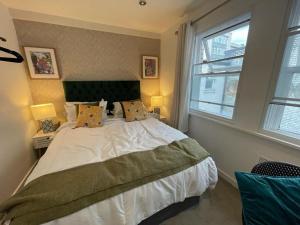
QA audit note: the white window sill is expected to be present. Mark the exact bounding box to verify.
[189,109,235,123]
[189,111,300,151]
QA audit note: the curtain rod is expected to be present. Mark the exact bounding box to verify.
[190,0,231,26]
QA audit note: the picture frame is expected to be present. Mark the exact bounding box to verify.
[24,47,60,79]
[142,56,159,79]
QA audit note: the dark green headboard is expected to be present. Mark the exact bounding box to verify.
[63,80,140,113]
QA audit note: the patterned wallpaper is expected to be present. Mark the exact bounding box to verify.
[14,20,160,120]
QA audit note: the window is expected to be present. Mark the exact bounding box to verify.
[190,17,250,119]
[264,0,300,140]
[205,78,215,90]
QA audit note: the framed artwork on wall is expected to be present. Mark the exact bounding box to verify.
[142,56,159,79]
[24,47,60,79]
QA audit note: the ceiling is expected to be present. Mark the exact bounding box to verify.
[0,0,206,34]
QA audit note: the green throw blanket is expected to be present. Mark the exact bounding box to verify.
[0,138,210,225]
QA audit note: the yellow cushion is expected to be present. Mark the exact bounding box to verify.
[76,104,103,128]
[122,100,147,122]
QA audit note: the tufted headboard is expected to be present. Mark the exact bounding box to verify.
[63,81,140,113]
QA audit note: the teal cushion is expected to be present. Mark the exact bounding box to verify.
[235,172,300,225]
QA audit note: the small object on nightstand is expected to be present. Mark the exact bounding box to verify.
[151,96,163,115]
[32,131,55,158]
[31,103,58,133]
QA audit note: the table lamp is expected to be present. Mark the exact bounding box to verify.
[151,96,163,115]
[31,103,57,133]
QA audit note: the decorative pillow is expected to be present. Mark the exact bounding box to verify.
[235,172,300,225]
[65,102,99,122]
[112,102,124,118]
[76,104,103,128]
[121,100,147,122]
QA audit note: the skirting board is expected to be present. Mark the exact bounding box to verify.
[218,168,238,189]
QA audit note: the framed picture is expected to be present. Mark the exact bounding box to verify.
[142,56,159,79]
[24,47,60,79]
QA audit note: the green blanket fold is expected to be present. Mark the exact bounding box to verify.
[0,138,210,225]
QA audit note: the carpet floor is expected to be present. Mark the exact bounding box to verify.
[161,178,243,225]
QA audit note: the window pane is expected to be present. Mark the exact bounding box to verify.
[290,0,300,28]
[224,75,239,105]
[275,34,300,99]
[284,34,300,68]
[204,23,250,61]
[191,76,224,104]
[275,73,300,99]
[191,75,239,106]
[291,73,300,98]
[280,105,300,135]
[194,58,243,74]
[265,104,300,138]
[190,100,234,118]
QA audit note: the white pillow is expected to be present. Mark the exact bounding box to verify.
[64,101,100,122]
[112,102,124,118]
[64,103,77,122]
[99,99,108,120]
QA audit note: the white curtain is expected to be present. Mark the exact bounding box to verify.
[170,22,195,133]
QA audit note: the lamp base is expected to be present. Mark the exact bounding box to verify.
[40,119,57,133]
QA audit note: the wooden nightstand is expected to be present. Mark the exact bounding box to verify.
[32,131,55,158]
[149,113,167,124]
[159,115,167,123]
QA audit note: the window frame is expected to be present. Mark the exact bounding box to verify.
[261,0,300,145]
[189,16,251,121]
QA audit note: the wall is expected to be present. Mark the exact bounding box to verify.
[160,0,300,186]
[14,20,161,120]
[160,24,179,120]
[0,3,36,202]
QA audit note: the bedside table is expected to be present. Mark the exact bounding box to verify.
[32,131,55,158]
[148,113,167,123]
[159,115,167,123]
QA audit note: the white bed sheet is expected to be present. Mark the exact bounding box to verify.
[25,118,218,225]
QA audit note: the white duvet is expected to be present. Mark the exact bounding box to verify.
[25,118,218,225]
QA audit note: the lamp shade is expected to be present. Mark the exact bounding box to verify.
[151,96,163,107]
[31,103,56,120]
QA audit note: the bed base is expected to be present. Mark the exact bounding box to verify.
[138,196,200,225]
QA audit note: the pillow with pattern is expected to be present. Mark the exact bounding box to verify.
[121,100,147,122]
[76,104,103,128]
[65,102,98,122]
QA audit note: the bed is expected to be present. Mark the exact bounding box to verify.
[8,81,218,225]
